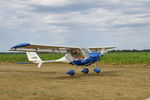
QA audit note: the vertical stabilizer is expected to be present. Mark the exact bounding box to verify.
[26,52,42,62]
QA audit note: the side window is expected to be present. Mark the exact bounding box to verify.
[70,49,84,60]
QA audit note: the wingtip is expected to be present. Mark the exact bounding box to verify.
[11,43,31,49]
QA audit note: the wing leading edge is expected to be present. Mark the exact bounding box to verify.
[9,43,116,52]
[9,43,79,52]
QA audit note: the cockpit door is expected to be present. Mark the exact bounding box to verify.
[80,48,91,59]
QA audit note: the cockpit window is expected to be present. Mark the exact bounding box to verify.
[70,49,84,60]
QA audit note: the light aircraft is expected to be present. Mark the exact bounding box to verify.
[9,43,115,76]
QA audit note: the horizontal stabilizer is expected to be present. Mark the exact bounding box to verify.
[17,62,34,64]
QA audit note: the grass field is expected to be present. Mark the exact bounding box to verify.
[101,52,150,64]
[0,52,150,64]
[0,53,64,63]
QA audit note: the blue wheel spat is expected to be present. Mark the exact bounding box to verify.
[93,68,101,73]
[81,68,89,74]
[66,69,75,76]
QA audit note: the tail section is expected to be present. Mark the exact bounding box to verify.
[26,52,42,62]
[26,52,43,68]
[18,52,69,68]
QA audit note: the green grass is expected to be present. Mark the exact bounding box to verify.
[0,52,150,64]
[0,54,27,63]
[0,53,64,63]
[100,52,150,64]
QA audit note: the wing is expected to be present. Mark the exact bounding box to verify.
[89,46,116,51]
[9,43,79,52]
[9,43,115,53]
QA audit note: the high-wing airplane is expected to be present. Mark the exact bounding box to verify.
[9,43,115,76]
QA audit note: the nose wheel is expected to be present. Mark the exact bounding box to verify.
[93,68,101,73]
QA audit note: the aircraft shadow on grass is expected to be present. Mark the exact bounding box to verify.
[0,69,122,80]
[54,70,120,80]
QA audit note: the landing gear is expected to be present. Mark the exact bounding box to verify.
[81,68,89,74]
[66,69,75,76]
[66,67,100,76]
[93,68,101,73]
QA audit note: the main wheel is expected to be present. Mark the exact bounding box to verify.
[81,68,89,74]
[93,68,101,73]
[66,69,75,76]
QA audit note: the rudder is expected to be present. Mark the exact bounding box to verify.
[26,52,42,62]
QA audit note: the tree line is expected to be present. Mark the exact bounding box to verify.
[109,49,150,52]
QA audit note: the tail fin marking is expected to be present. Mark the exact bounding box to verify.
[26,52,42,62]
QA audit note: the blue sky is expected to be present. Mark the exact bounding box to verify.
[0,0,150,51]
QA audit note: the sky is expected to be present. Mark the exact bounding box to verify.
[0,0,150,51]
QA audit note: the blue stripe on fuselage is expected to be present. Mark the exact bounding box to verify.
[70,51,100,66]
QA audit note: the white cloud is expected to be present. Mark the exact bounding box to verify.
[0,0,150,51]
[43,7,150,31]
[18,0,75,6]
